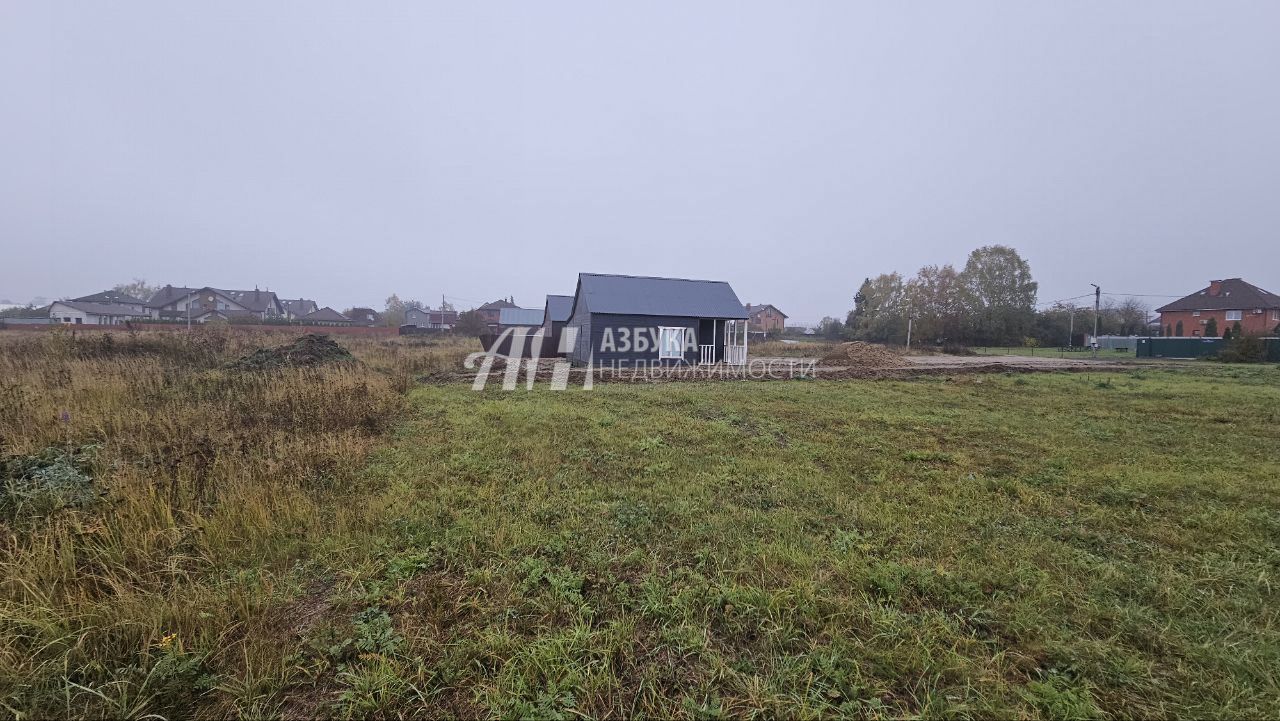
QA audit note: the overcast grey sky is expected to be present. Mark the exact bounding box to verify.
[2,2,1277,320]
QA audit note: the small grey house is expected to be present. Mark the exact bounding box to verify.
[404,307,458,329]
[542,294,574,356]
[565,273,750,367]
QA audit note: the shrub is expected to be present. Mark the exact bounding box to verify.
[1,445,98,524]
[1218,334,1265,363]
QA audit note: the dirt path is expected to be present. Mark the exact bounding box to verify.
[419,352,1174,385]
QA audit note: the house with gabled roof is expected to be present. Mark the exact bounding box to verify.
[476,298,519,327]
[71,291,153,315]
[1156,278,1280,337]
[300,307,352,326]
[745,303,788,335]
[404,307,458,329]
[280,298,319,320]
[146,285,284,322]
[565,273,750,366]
[49,300,153,325]
[344,307,383,327]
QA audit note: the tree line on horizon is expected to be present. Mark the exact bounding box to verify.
[814,245,1152,348]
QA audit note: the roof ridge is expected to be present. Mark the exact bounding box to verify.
[578,272,731,284]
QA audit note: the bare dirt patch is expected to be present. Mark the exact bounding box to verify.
[819,341,904,368]
[416,348,1158,385]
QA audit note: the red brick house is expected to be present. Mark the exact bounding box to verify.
[1156,278,1280,337]
[745,303,787,334]
[476,298,519,327]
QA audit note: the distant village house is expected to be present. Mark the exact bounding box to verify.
[404,307,459,330]
[1156,278,1280,337]
[745,303,787,335]
[476,298,519,328]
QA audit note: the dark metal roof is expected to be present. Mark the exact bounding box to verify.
[575,273,748,319]
[146,286,281,313]
[345,307,382,325]
[302,307,350,322]
[281,299,318,316]
[1156,278,1280,312]
[746,303,788,319]
[544,295,574,323]
[147,285,196,308]
[221,289,281,313]
[498,307,545,326]
[72,290,148,305]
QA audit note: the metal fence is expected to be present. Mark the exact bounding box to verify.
[1136,337,1280,360]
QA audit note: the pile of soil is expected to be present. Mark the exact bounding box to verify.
[229,334,355,371]
[819,342,903,369]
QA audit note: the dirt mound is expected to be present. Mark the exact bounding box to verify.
[229,334,355,371]
[819,342,903,369]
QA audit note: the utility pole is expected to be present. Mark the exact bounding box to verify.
[906,315,913,350]
[1090,284,1101,359]
[1068,304,1075,349]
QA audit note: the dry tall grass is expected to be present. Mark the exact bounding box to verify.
[0,326,476,718]
[748,339,836,358]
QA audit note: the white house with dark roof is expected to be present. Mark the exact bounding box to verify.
[71,291,153,315]
[49,301,153,325]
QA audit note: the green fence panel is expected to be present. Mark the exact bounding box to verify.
[1136,337,1280,360]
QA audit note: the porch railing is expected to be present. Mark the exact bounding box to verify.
[725,345,747,366]
[699,344,715,365]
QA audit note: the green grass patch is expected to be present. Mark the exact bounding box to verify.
[307,368,1280,718]
[4,354,1279,718]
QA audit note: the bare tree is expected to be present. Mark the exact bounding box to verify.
[113,279,161,301]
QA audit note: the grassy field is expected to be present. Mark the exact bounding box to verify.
[2,328,1278,718]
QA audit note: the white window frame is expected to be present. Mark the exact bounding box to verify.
[1225,310,1242,321]
[658,326,687,359]
[1272,310,1279,321]
[1192,311,1200,317]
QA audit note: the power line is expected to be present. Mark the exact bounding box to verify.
[1037,293,1093,307]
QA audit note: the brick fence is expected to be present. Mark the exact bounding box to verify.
[0,322,399,337]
